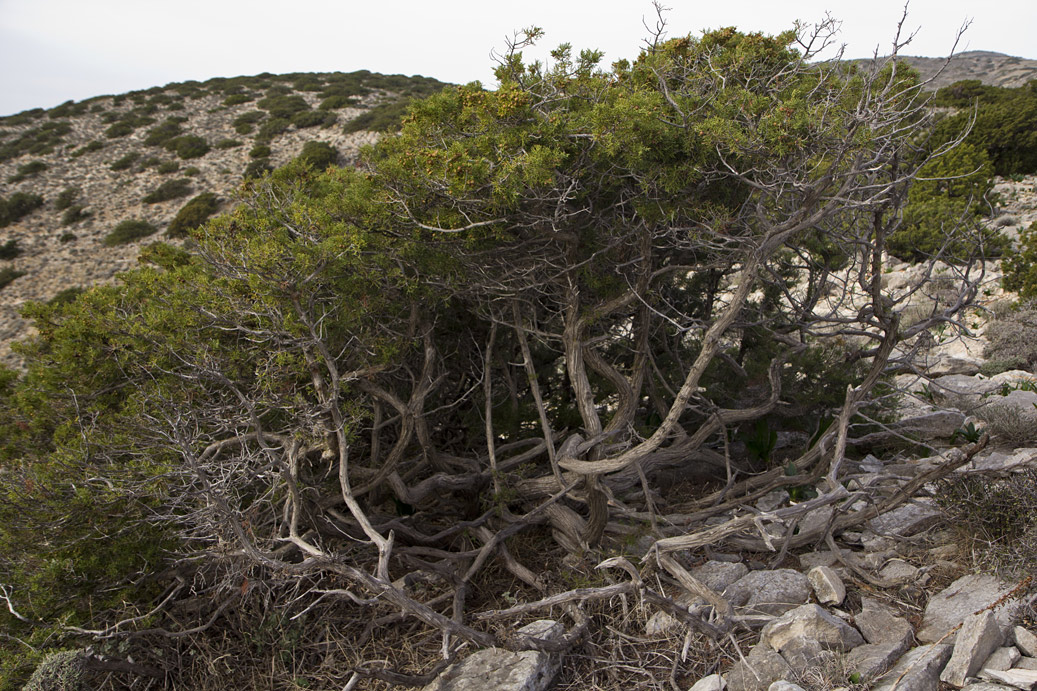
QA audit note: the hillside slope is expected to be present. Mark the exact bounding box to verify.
[898,50,1037,90]
[0,71,446,365]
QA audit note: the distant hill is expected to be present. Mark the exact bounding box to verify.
[0,71,448,366]
[898,51,1037,90]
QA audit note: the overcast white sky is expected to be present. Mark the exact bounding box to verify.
[2,0,1035,116]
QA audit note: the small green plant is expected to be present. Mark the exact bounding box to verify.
[233,110,265,134]
[103,219,157,246]
[257,94,309,119]
[296,141,338,169]
[70,140,103,157]
[950,421,983,443]
[223,93,254,106]
[156,160,180,174]
[215,138,243,149]
[143,118,185,146]
[249,143,272,159]
[7,159,48,182]
[60,205,89,226]
[0,192,44,227]
[0,239,22,260]
[182,166,201,176]
[291,110,336,128]
[255,117,290,142]
[109,152,140,171]
[244,158,274,179]
[168,192,220,238]
[163,135,210,159]
[53,187,79,211]
[142,178,192,204]
[0,266,26,291]
[59,231,76,243]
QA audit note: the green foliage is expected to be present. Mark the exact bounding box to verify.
[103,120,134,138]
[0,120,71,161]
[243,158,274,179]
[249,143,271,159]
[103,219,157,245]
[1003,222,1037,299]
[0,239,22,260]
[291,110,336,128]
[257,93,309,119]
[0,267,25,291]
[48,100,88,119]
[58,231,76,243]
[255,117,290,142]
[222,93,254,106]
[70,140,103,157]
[296,141,338,169]
[7,159,47,182]
[22,650,85,691]
[0,192,44,227]
[142,178,192,204]
[233,110,265,134]
[60,205,89,226]
[164,134,210,159]
[53,187,79,211]
[143,117,186,146]
[343,99,414,133]
[319,94,358,110]
[109,152,140,171]
[156,159,180,174]
[167,192,220,238]
[887,142,1006,262]
[215,138,243,149]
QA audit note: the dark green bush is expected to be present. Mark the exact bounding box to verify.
[70,140,103,157]
[164,135,210,159]
[139,156,162,169]
[7,159,48,182]
[319,94,358,110]
[257,94,309,119]
[222,93,253,106]
[0,267,25,291]
[293,76,324,92]
[0,121,71,162]
[103,219,157,246]
[103,121,134,138]
[156,160,180,174]
[296,141,338,169]
[343,99,413,133]
[167,192,220,238]
[60,205,89,226]
[109,152,140,171]
[0,192,44,227]
[291,110,336,128]
[47,286,85,306]
[54,187,78,211]
[232,110,265,134]
[243,158,274,179]
[214,138,243,149]
[47,100,88,119]
[58,231,76,243]
[0,108,44,126]
[143,118,185,146]
[142,178,192,204]
[1003,221,1037,299]
[249,143,271,159]
[255,118,290,143]
[182,166,201,176]
[0,240,21,260]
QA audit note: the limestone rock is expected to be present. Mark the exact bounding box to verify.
[726,643,792,691]
[1017,659,1037,672]
[844,641,913,680]
[724,570,812,617]
[941,611,1004,687]
[980,668,1037,690]
[693,560,750,592]
[1015,628,1037,658]
[879,560,921,585]
[422,620,563,691]
[873,644,953,691]
[917,575,1024,643]
[984,647,1023,673]
[856,597,915,650]
[689,673,727,691]
[807,566,846,605]
[761,604,864,653]
[961,684,1020,691]
[869,500,944,538]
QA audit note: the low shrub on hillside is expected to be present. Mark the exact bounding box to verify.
[156,160,180,174]
[343,99,413,133]
[981,299,1037,374]
[109,152,140,171]
[103,219,157,246]
[61,205,90,226]
[222,93,253,106]
[182,166,201,176]
[103,121,135,138]
[167,193,220,238]
[47,99,87,118]
[243,158,273,179]
[70,140,103,158]
[214,138,243,149]
[144,118,186,147]
[7,159,48,183]
[0,120,72,162]
[249,144,271,159]
[1003,221,1037,299]
[0,240,21,260]
[319,94,358,110]
[53,187,79,211]
[292,110,337,128]
[255,118,290,143]
[164,135,210,159]
[232,111,265,134]
[257,94,309,120]
[142,178,192,204]
[296,141,338,170]
[0,267,25,291]
[0,192,44,227]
